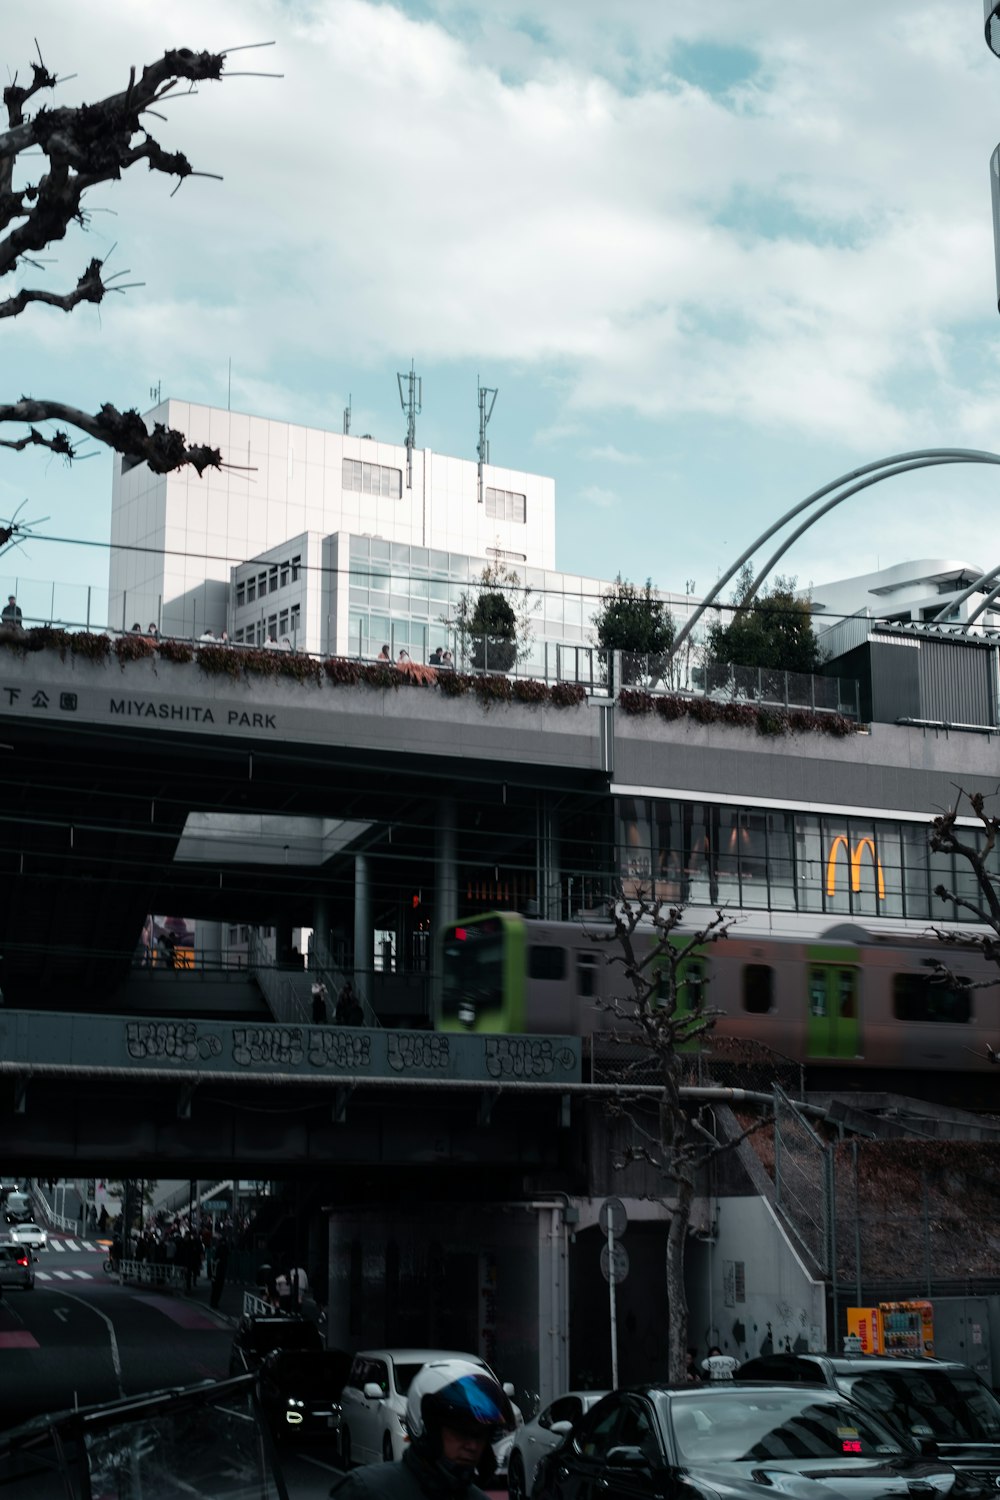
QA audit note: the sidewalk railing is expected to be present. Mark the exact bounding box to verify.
[118,1259,187,1291]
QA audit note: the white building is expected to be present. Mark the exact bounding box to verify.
[109,398,695,670]
[109,398,556,648]
[804,558,1000,636]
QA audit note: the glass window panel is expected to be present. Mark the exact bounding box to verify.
[370,590,389,611]
[618,797,652,894]
[901,824,930,919]
[714,807,741,906]
[794,813,824,913]
[845,820,883,918]
[236,584,245,607]
[653,801,682,902]
[743,965,774,1013]
[246,579,256,603]
[280,565,289,587]
[681,803,714,905]
[350,534,371,558]
[821,820,852,915]
[929,843,953,921]
[349,588,369,607]
[411,547,429,571]
[371,539,390,562]
[875,822,904,917]
[291,555,301,580]
[430,549,449,577]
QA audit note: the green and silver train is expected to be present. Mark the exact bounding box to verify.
[439,910,999,1077]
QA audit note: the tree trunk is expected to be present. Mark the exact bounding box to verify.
[666,1169,695,1384]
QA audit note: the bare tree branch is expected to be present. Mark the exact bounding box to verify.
[0,399,220,473]
[0,43,260,475]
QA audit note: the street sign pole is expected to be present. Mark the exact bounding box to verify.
[608,1220,619,1388]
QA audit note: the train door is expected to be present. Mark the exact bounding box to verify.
[805,954,860,1058]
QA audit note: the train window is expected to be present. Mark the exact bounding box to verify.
[529,945,568,982]
[809,969,828,1017]
[685,960,706,1007]
[893,973,972,1023]
[838,969,856,1019]
[576,953,599,997]
[743,964,774,1014]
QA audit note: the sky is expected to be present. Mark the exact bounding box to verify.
[5,0,1000,619]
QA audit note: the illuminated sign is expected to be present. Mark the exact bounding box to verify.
[825,835,885,901]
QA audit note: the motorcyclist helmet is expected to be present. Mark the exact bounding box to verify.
[406,1359,514,1448]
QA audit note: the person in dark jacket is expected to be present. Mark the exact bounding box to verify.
[330,1359,513,1500]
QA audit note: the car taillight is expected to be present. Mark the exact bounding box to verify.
[16,1256,28,1266]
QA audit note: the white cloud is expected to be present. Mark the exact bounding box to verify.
[4,0,1000,589]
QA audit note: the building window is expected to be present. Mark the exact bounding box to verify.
[267,615,277,640]
[291,555,301,582]
[342,457,403,500]
[258,571,268,596]
[269,565,278,593]
[290,603,301,634]
[278,610,288,635]
[228,925,239,943]
[485,487,527,523]
[246,578,256,603]
[280,563,289,588]
[233,628,243,644]
[236,582,245,608]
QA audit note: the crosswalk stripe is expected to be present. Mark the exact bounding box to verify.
[71,1269,91,1279]
[53,1270,73,1279]
[80,1240,96,1252]
[51,1240,65,1251]
[35,1271,51,1280]
[63,1239,81,1252]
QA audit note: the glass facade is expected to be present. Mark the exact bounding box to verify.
[616,796,993,924]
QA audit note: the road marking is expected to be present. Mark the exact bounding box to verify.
[54,1290,123,1396]
[63,1238,81,1252]
[0,1331,39,1349]
[71,1269,92,1279]
[53,1308,69,1323]
[53,1270,73,1280]
[51,1239,65,1251]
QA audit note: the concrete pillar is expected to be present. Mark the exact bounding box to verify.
[195,919,223,970]
[432,799,457,1020]
[537,794,562,921]
[536,1204,570,1405]
[354,853,370,1007]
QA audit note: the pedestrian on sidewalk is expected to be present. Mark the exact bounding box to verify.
[210,1241,229,1309]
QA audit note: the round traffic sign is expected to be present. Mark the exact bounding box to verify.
[599,1196,628,1237]
[600,1241,630,1285]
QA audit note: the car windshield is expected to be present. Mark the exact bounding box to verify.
[266,1352,347,1392]
[392,1364,426,1396]
[662,1391,904,1464]
[845,1371,1000,1444]
[249,1324,321,1354]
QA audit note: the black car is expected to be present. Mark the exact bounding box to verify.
[228,1313,324,1376]
[531,1382,994,1499]
[737,1353,1000,1488]
[258,1347,352,1443]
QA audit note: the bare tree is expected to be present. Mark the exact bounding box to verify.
[2,44,251,475]
[930,788,1000,1060]
[589,891,770,1382]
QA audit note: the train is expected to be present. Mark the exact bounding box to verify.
[438,910,1000,1084]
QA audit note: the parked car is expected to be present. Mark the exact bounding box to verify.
[339,1348,518,1468]
[257,1347,352,1443]
[531,1383,992,1499]
[737,1352,1000,1486]
[9,1221,47,1251]
[228,1313,323,1376]
[507,1390,607,1500]
[0,1242,35,1293]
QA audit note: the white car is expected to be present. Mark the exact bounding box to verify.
[506,1390,607,1500]
[339,1348,517,1468]
[9,1221,47,1251]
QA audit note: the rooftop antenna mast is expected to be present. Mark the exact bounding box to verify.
[343,393,352,436]
[477,376,498,505]
[397,361,422,490]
